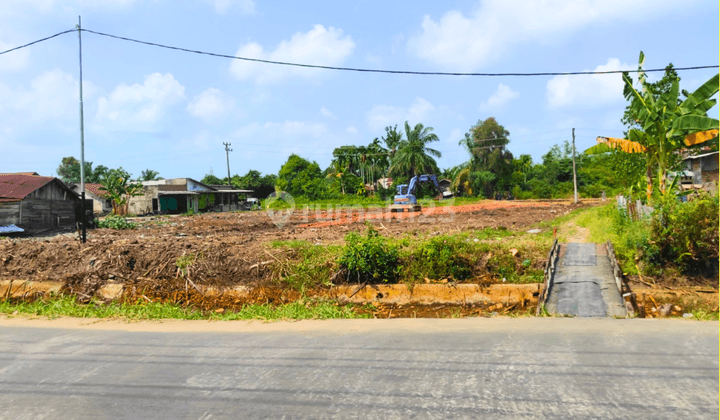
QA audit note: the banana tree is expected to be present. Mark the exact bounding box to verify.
[589,52,718,199]
[100,168,144,215]
[625,52,717,198]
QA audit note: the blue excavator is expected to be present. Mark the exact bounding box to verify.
[389,174,453,212]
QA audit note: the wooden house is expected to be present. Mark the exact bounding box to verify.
[0,174,79,232]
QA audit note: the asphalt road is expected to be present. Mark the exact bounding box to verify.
[0,318,717,419]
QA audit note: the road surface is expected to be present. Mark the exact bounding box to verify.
[0,318,717,419]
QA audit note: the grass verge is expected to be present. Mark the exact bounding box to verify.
[270,225,551,290]
[0,295,368,321]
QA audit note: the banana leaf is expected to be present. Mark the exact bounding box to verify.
[669,115,719,138]
[584,143,613,155]
[678,74,719,114]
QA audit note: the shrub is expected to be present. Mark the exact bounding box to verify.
[650,193,719,274]
[338,227,399,283]
[404,236,473,281]
[528,179,552,199]
[96,214,136,230]
[604,205,654,273]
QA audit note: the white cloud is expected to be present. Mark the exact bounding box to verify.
[97,73,185,127]
[346,126,358,134]
[366,97,435,131]
[0,69,96,120]
[187,88,234,122]
[230,25,355,83]
[407,0,677,70]
[320,106,336,119]
[546,58,630,108]
[479,84,519,111]
[204,0,255,15]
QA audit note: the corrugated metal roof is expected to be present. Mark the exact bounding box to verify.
[685,151,719,160]
[0,174,55,200]
[0,172,40,176]
[209,184,253,193]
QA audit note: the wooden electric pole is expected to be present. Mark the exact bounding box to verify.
[572,128,578,204]
[223,142,232,187]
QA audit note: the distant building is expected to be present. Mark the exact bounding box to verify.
[684,151,719,184]
[678,151,718,194]
[127,178,252,214]
[377,178,393,189]
[0,173,79,232]
[70,183,113,214]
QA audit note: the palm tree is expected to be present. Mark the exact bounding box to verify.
[381,125,404,175]
[366,138,387,189]
[389,121,442,179]
[140,169,161,181]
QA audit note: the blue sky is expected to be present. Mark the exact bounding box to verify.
[0,0,717,181]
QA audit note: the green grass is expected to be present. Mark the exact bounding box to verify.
[688,308,719,321]
[0,295,368,321]
[569,204,650,275]
[270,226,547,288]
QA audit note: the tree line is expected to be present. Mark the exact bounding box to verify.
[55,52,717,205]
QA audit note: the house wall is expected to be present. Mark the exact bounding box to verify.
[20,198,75,230]
[87,192,111,213]
[701,155,719,184]
[128,186,158,215]
[188,179,213,192]
[0,202,21,226]
[16,181,77,230]
[692,160,702,184]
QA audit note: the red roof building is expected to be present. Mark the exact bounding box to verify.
[0,173,79,232]
[0,174,56,202]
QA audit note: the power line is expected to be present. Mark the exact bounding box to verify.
[79,29,719,76]
[2,27,717,76]
[0,29,76,55]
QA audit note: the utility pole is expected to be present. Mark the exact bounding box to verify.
[223,142,232,187]
[572,128,578,204]
[76,16,87,243]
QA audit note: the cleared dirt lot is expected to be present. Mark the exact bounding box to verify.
[0,201,576,300]
[1,199,716,318]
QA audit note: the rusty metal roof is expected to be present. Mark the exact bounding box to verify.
[0,174,56,202]
[84,183,109,197]
[0,172,40,176]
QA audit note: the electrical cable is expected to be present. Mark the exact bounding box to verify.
[2,28,717,76]
[0,29,76,55]
[78,29,719,77]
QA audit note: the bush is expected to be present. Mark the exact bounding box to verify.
[528,179,552,199]
[404,236,473,281]
[338,227,399,283]
[96,214,136,230]
[650,194,719,274]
